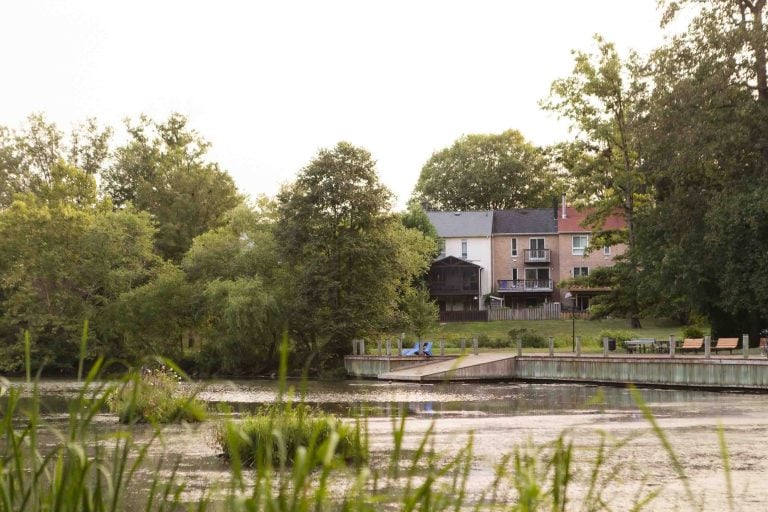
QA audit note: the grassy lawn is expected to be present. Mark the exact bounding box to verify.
[404,318,709,353]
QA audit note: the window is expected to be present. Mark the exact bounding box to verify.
[529,238,545,260]
[603,245,611,256]
[511,268,518,281]
[573,266,589,277]
[572,235,588,256]
[437,239,446,258]
[511,238,518,257]
[461,239,468,259]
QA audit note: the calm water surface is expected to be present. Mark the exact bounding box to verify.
[8,379,768,510]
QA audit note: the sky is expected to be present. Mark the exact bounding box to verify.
[0,1,680,209]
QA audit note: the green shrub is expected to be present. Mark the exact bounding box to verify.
[597,330,636,343]
[508,328,547,348]
[681,325,705,339]
[478,334,510,348]
[107,365,207,424]
[215,402,366,467]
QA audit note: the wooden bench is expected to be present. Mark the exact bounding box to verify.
[680,338,704,353]
[713,337,739,354]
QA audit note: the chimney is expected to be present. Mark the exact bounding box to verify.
[561,194,567,219]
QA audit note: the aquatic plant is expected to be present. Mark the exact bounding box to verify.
[107,363,207,424]
[214,402,367,468]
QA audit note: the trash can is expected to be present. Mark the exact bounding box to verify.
[608,338,616,351]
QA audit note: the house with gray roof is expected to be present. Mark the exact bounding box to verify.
[426,211,493,314]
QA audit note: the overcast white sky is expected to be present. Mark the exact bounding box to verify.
[1,1,679,208]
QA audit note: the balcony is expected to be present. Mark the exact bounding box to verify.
[497,279,554,292]
[523,248,550,264]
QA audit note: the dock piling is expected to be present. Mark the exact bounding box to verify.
[743,334,749,358]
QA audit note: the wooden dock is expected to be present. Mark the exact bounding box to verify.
[345,353,768,391]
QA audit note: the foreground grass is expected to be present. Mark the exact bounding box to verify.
[0,336,729,511]
[1,369,725,511]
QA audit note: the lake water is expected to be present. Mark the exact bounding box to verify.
[8,379,768,510]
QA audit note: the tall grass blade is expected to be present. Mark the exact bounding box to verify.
[77,319,89,382]
[24,330,31,384]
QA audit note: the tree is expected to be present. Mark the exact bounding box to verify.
[401,287,438,342]
[181,201,286,374]
[412,129,557,210]
[0,186,158,371]
[277,142,434,363]
[629,1,768,338]
[0,114,111,209]
[103,114,242,261]
[543,36,650,327]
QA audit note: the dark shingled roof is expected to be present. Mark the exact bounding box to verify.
[492,209,557,234]
[426,211,493,237]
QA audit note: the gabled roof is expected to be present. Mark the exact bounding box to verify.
[558,207,626,233]
[492,209,557,234]
[431,255,482,268]
[426,211,493,238]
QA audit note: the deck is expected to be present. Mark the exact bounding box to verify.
[346,352,768,391]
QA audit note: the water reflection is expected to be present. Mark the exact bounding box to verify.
[3,378,759,420]
[5,379,768,510]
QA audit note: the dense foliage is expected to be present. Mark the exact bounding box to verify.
[0,120,434,375]
[412,129,558,210]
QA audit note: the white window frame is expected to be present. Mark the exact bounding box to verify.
[572,235,588,256]
[510,238,518,257]
[461,239,468,259]
[603,245,611,256]
[573,266,589,277]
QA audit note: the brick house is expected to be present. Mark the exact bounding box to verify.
[492,208,559,308]
[557,201,627,311]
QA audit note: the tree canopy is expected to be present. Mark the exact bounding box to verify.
[277,142,434,362]
[412,129,557,210]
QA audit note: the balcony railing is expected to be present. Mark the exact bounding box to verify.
[497,279,554,292]
[523,248,550,263]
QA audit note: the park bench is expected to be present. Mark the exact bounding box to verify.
[712,337,739,354]
[680,338,704,353]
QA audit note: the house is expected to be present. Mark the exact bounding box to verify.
[424,200,626,319]
[492,208,558,308]
[425,211,493,312]
[557,197,627,311]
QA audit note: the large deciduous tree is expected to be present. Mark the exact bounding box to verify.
[412,129,556,210]
[103,114,242,261]
[543,36,650,327]
[277,142,434,363]
[638,0,768,338]
[0,169,158,371]
[0,115,111,208]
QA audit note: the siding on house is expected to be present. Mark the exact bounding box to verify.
[426,211,493,311]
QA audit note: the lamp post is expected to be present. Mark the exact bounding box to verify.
[564,292,575,352]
